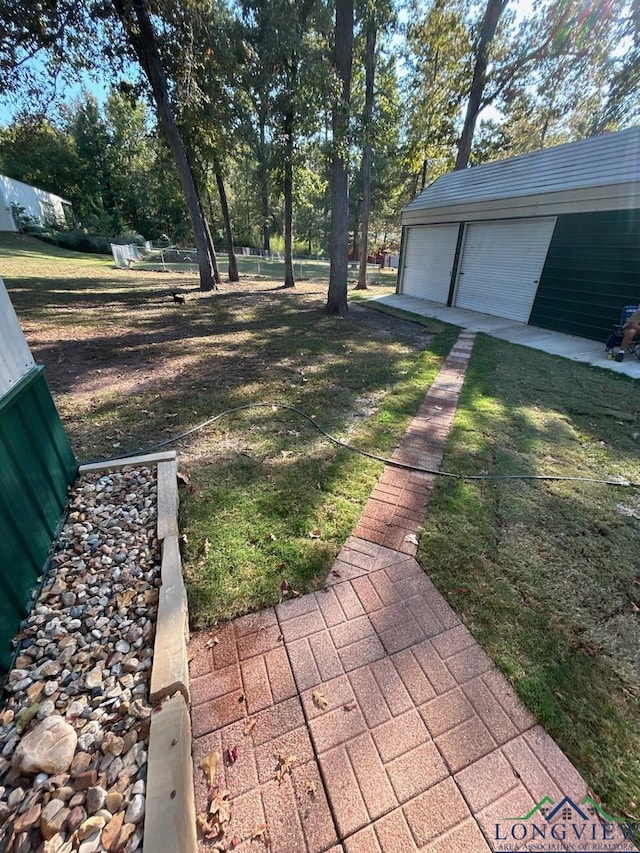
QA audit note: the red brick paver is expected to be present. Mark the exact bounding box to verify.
[190,330,634,853]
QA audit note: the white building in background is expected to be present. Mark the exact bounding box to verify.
[0,174,72,232]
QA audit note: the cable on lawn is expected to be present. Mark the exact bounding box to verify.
[85,402,639,488]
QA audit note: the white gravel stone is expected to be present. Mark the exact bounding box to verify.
[0,467,160,852]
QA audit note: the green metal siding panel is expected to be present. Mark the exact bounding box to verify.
[0,367,77,673]
[530,210,640,341]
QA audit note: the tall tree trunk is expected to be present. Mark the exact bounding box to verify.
[198,196,221,284]
[113,0,218,290]
[352,214,359,262]
[206,183,216,225]
[259,115,270,253]
[214,164,239,282]
[283,107,295,288]
[327,0,354,314]
[356,23,376,291]
[455,0,508,170]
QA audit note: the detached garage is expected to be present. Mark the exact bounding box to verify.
[398,127,640,341]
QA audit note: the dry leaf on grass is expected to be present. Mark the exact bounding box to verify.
[309,529,321,539]
[200,750,221,786]
[312,690,328,710]
[244,716,257,735]
[274,752,297,783]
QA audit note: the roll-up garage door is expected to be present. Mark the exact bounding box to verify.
[454,218,557,322]
[401,224,459,303]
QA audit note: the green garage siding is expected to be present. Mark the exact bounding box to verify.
[530,210,640,341]
[0,367,77,673]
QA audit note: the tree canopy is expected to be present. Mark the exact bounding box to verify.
[0,0,638,291]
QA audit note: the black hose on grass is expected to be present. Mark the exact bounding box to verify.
[85,402,639,488]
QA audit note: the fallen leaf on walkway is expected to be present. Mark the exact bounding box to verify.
[291,589,301,597]
[331,570,341,578]
[306,781,317,798]
[209,789,232,824]
[205,789,232,845]
[197,813,212,836]
[343,702,357,712]
[205,634,220,648]
[320,587,330,594]
[251,824,267,841]
[244,716,257,735]
[238,694,245,704]
[275,752,297,783]
[312,690,328,710]
[404,533,419,545]
[200,750,221,786]
[225,745,239,765]
[229,835,241,848]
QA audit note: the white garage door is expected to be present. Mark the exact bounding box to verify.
[454,218,557,322]
[401,224,459,303]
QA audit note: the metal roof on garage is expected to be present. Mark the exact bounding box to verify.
[403,126,640,221]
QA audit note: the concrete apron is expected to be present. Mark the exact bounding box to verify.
[78,452,196,853]
[373,294,640,380]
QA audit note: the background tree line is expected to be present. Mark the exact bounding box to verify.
[0,0,638,304]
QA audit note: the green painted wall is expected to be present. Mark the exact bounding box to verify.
[0,367,77,673]
[530,209,640,341]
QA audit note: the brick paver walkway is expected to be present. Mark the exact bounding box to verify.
[189,332,636,853]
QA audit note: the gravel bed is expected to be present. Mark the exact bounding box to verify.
[0,466,161,853]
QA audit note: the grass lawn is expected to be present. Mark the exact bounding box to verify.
[417,334,640,816]
[1,233,639,816]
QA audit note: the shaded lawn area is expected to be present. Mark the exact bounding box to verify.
[3,234,639,817]
[0,231,450,616]
[415,333,640,817]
